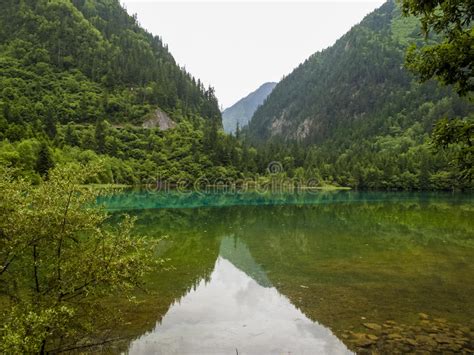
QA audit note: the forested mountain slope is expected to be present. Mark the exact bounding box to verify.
[1,0,471,189]
[222,82,276,134]
[244,0,472,189]
[0,0,239,183]
[248,0,470,144]
[0,0,221,127]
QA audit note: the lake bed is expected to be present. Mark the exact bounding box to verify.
[99,191,474,354]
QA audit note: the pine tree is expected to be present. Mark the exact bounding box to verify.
[204,120,218,153]
[64,124,79,147]
[44,110,57,139]
[235,122,240,140]
[35,142,54,176]
[95,118,107,154]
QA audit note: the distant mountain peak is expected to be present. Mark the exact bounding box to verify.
[222,82,277,133]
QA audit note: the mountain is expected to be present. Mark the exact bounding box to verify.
[0,0,220,127]
[0,0,471,189]
[0,0,245,184]
[222,82,276,133]
[246,0,471,145]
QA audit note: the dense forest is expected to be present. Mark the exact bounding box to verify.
[0,0,472,190]
[0,0,239,183]
[245,0,473,190]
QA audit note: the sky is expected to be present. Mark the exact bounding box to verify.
[121,0,386,109]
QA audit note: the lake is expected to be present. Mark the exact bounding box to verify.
[99,190,474,354]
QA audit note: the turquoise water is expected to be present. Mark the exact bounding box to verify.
[100,190,474,353]
[100,189,472,210]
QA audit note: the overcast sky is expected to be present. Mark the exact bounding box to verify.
[121,0,386,109]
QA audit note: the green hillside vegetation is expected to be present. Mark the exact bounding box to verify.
[244,0,473,190]
[0,0,471,190]
[0,0,245,183]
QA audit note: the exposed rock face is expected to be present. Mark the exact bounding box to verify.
[296,118,312,140]
[142,108,177,130]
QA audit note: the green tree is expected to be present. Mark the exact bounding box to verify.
[0,164,156,353]
[44,110,57,140]
[235,121,241,140]
[35,142,55,177]
[64,123,79,147]
[432,116,473,181]
[403,0,474,185]
[402,0,474,95]
[94,118,107,154]
[204,120,218,160]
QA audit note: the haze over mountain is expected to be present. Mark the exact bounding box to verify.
[222,82,276,134]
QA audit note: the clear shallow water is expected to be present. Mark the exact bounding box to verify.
[100,191,474,353]
[128,255,350,355]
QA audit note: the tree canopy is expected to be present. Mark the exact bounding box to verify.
[402,0,474,96]
[402,0,473,182]
[0,164,156,353]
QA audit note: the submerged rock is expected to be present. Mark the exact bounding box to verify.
[343,314,473,354]
[363,323,382,331]
[350,332,375,347]
[418,313,429,320]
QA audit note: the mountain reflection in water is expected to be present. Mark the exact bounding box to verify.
[105,191,473,354]
[128,249,351,355]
